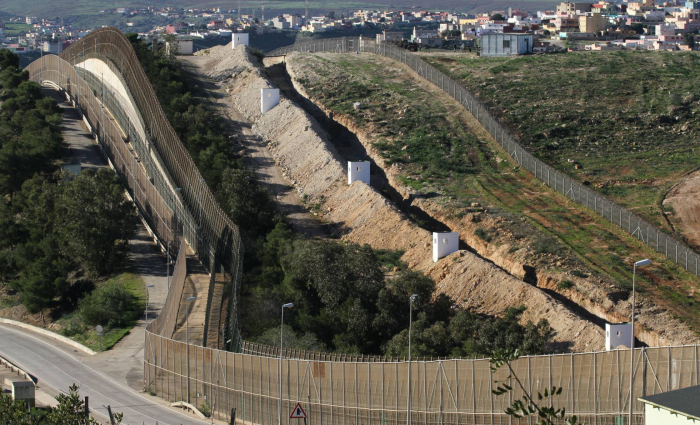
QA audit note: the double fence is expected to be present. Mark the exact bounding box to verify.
[269,38,700,277]
[58,28,244,350]
[146,331,700,424]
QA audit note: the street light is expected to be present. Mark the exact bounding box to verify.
[629,259,650,425]
[186,296,196,404]
[145,284,155,324]
[279,302,294,425]
[407,294,418,425]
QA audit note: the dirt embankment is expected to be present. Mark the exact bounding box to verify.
[197,44,609,352]
[664,170,700,251]
[281,52,699,349]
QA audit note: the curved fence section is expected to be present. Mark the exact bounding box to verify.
[56,28,243,350]
[268,38,700,277]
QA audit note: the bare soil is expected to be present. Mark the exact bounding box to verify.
[193,44,606,352]
[664,169,700,251]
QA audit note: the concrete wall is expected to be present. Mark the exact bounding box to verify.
[606,323,633,350]
[261,88,280,114]
[433,232,459,262]
[348,161,370,185]
[233,33,249,48]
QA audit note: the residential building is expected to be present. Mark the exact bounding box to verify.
[579,13,608,32]
[376,30,405,43]
[26,17,38,25]
[481,33,533,56]
[556,2,593,15]
[556,15,581,31]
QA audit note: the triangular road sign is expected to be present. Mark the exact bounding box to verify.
[290,402,307,419]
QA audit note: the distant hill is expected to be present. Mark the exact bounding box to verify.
[0,0,559,19]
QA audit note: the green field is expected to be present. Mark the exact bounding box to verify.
[289,52,700,333]
[423,51,700,232]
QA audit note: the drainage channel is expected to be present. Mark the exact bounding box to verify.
[265,62,457,238]
[264,62,619,335]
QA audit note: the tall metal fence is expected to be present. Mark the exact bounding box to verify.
[268,38,700,277]
[56,28,244,350]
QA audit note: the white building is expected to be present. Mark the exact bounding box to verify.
[605,323,633,350]
[433,232,459,262]
[348,161,370,185]
[261,88,280,114]
[639,385,700,424]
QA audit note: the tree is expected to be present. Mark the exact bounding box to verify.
[490,349,580,425]
[491,13,505,21]
[46,383,122,424]
[79,280,138,328]
[0,392,40,424]
[57,169,137,277]
[218,167,276,242]
[0,49,20,70]
[684,32,696,49]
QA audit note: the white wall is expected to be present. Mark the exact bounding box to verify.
[605,323,633,350]
[348,161,370,185]
[261,88,280,114]
[233,33,249,48]
[644,403,692,425]
[433,232,459,262]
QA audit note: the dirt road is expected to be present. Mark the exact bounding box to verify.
[664,169,700,250]
[178,55,328,239]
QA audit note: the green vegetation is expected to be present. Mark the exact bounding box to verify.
[240,223,553,356]
[0,49,140,350]
[290,53,700,333]
[58,273,146,351]
[0,383,123,424]
[424,51,700,230]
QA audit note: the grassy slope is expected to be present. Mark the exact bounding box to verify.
[423,51,700,233]
[57,273,146,352]
[290,52,700,332]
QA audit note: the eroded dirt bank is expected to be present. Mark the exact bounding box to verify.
[194,44,612,352]
[280,52,699,349]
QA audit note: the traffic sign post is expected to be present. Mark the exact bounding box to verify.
[290,402,307,424]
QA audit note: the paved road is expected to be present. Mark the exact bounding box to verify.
[0,87,206,424]
[0,323,208,425]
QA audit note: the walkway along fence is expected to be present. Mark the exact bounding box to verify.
[53,27,244,350]
[268,38,700,278]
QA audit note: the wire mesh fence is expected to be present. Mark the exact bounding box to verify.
[32,27,245,351]
[147,329,700,424]
[268,38,700,278]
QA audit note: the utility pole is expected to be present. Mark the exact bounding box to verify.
[305,0,309,23]
[261,0,265,22]
[238,0,241,20]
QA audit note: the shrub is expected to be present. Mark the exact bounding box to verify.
[79,281,137,328]
[200,400,211,418]
[475,228,493,242]
[571,270,588,278]
[558,279,574,290]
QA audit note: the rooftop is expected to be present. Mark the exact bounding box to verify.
[639,385,700,420]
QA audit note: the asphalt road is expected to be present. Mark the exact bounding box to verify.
[0,87,208,424]
[0,323,208,425]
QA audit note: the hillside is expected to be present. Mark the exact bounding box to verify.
[423,51,700,246]
[0,0,560,18]
[280,51,700,346]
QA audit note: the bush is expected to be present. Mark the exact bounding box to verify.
[558,279,574,290]
[79,281,137,328]
[571,270,588,278]
[475,228,493,242]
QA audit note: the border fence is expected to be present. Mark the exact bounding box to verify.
[54,27,243,350]
[24,30,700,424]
[268,38,700,278]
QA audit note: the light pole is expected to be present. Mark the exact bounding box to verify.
[166,241,172,289]
[629,258,650,425]
[279,302,294,425]
[145,284,155,324]
[186,296,196,404]
[407,294,417,425]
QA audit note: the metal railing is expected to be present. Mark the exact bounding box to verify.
[57,28,244,350]
[268,38,700,278]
